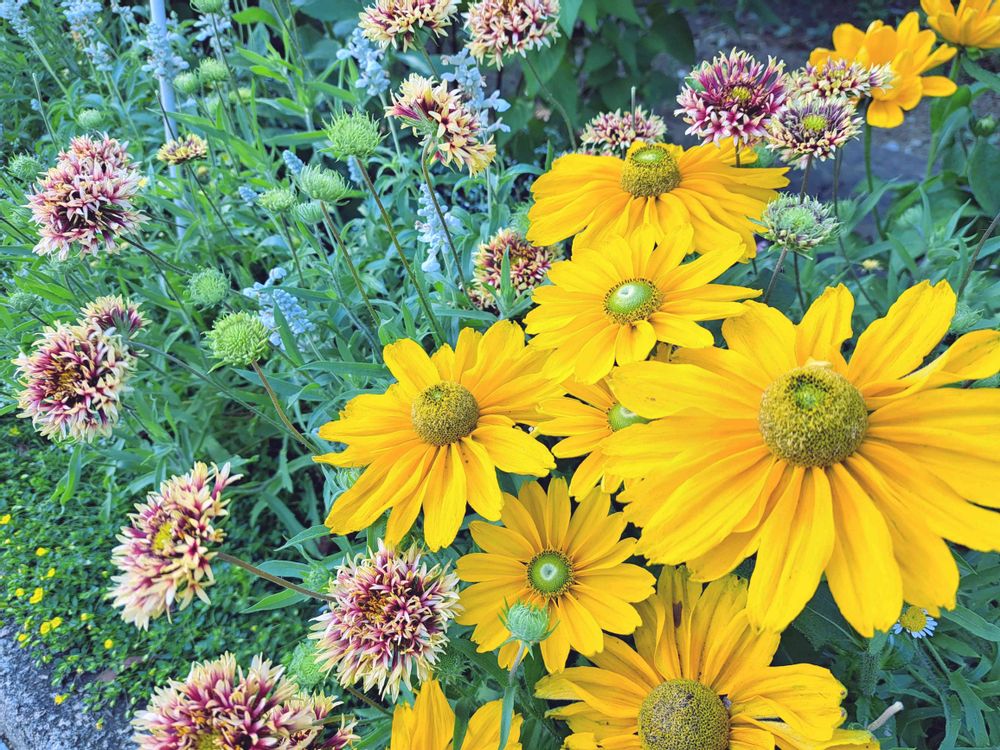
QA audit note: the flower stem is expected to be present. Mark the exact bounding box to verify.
[957,209,1000,300]
[420,143,470,295]
[832,150,883,315]
[343,685,392,716]
[798,158,812,202]
[276,216,307,286]
[320,203,381,330]
[863,119,885,241]
[763,246,790,304]
[867,701,903,732]
[217,551,332,601]
[251,361,315,450]
[354,157,446,345]
[523,56,577,148]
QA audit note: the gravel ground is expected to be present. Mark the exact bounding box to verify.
[0,625,132,750]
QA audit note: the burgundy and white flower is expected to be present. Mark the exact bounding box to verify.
[310,542,461,699]
[109,462,240,629]
[767,95,862,168]
[14,323,137,443]
[579,106,667,156]
[464,0,560,68]
[470,227,561,311]
[27,134,146,260]
[790,60,893,101]
[79,295,146,337]
[359,0,458,50]
[676,48,788,148]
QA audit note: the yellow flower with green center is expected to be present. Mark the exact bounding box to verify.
[605,281,1000,636]
[537,566,879,750]
[315,321,564,551]
[526,140,788,259]
[390,679,521,750]
[456,479,655,672]
[525,228,759,384]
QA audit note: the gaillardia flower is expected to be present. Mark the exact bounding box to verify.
[109,462,239,629]
[469,227,560,311]
[675,48,788,148]
[524,227,758,383]
[386,74,496,173]
[391,679,521,750]
[456,478,655,672]
[767,95,861,168]
[536,566,879,750]
[79,295,146,336]
[605,282,1000,636]
[526,140,788,258]
[27,135,146,260]
[14,323,137,443]
[535,377,651,497]
[360,0,458,50]
[809,13,957,128]
[156,133,208,165]
[921,0,1000,49]
[790,60,893,101]
[580,106,668,157]
[310,542,460,699]
[316,321,563,550]
[133,653,356,750]
[464,0,560,68]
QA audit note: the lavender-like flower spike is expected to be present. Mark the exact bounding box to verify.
[441,48,510,136]
[242,267,316,349]
[0,0,34,39]
[416,183,462,274]
[336,25,391,97]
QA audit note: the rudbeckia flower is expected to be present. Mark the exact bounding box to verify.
[921,0,1000,49]
[391,679,521,750]
[456,479,655,672]
[809,12,957,128]
[526,141,788,258]
[536,566,879,750]
[605,281,1000,636]
[315,321,562,551]
[524,227,759,384]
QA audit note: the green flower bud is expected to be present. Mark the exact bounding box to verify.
[228,86,252,105]
[191,0,225,13]
[9,291,41,313]
[759,195,838,256]
[7,154,42,181]
[286,641,326,690]
[173,71,200,95]
[325,111,383,162]
[205,311,270,366]
[187,267,230,307]
[501,601,553,645]
[198,58,229,85]
[972,115,997,137]
[298,165,350,203]
[303,565,334,593]
[76,109,104,130]
[951,302,983,334]
[292,200,326,225]
[258,187,297,214]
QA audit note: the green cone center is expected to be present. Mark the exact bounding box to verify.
[638,679,730,750]
[527,550,574,597]
[729,85,752,103]
[802,113,828,132]
[605,279,662,324]
[758,365,868,467]
[608,403,651,431]
[620,145,681,197]
[411,381,480,446]
[151,521,176,555]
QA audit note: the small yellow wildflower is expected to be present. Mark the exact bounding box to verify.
[54,694,68,705]
[40,622,51,635]
[36,547,49,557]
[50,617,63,629]
[95,719,104,730]
[46,568,56,578]
[104,639,114,649]
[16,634,27,644]
[29,587,44,604]
[0,513,11,524]
[861,258,882,271]
[8,425,20,436]
[14,587,25,597]
[80,613,90,622]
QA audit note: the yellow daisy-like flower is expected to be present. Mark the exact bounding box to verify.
[605,281,1000,636]
[536,378,651,497]
[29,587,43,604]
[809,12,957,128]
[921,0,1000,49]
[0,513,11,524]
[524,228,759,384]
[526,141,788,259]
[537,566,879,750]
[390,678,521,750]
[315,322,563,551]
[456,479,655,673]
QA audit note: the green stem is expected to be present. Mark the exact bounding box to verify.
[793,251,806,309]
[523,56,577,148]
[863,120,885,241]
[343,685,391,716]
[798,157,812,202]
[320,204,381,330]
[421,142,469,294]
[763,246,790,304]
[832,150,883,315]
[217,552,331,601]
[123,236,191,276]
[275,216,306,285]
[27,40,70,99]
[957,209,1000,300]
[251,361,315,450]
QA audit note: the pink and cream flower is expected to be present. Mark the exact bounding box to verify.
[767,94,862,168]
[676,48,789,148]
[79,295,146,337]
[109,462,240,629]
[359,0,458,50]
[790,59,894,101]
[386,74,496,173]
[27,134,146,260]
[310,542,461,699]
[579,106,668,157]
[469,227,561,311]
[156,133,209,165]
[14,323,137,443]
[464,0,560,68]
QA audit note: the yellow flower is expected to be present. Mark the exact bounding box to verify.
[46,567,56,578]
[54,694,68,705]
[40,622,51,635]
[104,639,114,649]
[29,587,43,604]
[456,479,655,672]
[0,513,10,524]
[36,547,49,556]
[809,12,956,128]
[922,0,1000,48]
[315,322,563,551]
[16,633,27,644]
[605,281,1000,636]
[50,616,62,629]
[80,613,91,622]
[390,679,521,750]
[537,567,879,750]
[15,587,25,597]
[526,140,788,259]
[524,227,758,384]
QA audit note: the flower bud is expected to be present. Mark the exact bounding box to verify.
[759,194,838,256]
[292,200,326,225]
[76,109,104,130]
[325,111,383,162]
[7,154,42,181]
[187,268,230,307]
[286,641,326,690]
[191,0,225,13]
[9,291,40,313]
[205,311,270,366]
[197,58,228,86]
[972,115,997,137]
[500,601,552,645]
[173,71,200,95]
[257,187,297,214]
[298,165,350,203]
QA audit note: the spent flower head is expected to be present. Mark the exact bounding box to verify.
[464,0,560,68]
[326,110,384,161]
[156,133,209,165]
[759,194,838,255]
[359,0,458,50]
[205,311,270,366]
[172,71,200,95]
[191,0,225,13]
[579,106,668,156]
[187,267,229,307]
[767,94,861,168]
[293,200,326,225]
[299,165,351,203]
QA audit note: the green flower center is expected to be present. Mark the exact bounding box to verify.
[527,550,574,597]
[638,679,730,750]
[604,279,663,324]
[620,145,682,197]
[152,521,176,554]
[758,365,868,467]
[802,114,828,132]
[729,85,752,103]
[898,605,928,633]
[196,733,223,750]
[411,381,480,446]
[608,403,651,431]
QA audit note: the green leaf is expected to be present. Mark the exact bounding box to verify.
[242,588,307,613]
[968,140,1000,214]
[559,0,583,34]
[944,605,1000,641]
[301,360,390,379]
[231,8,278,27]
[277,524,332,551]
[498,683,517,750]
